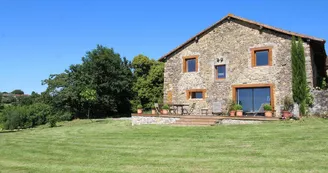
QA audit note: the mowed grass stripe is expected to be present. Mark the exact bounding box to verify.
[1,118,328,172]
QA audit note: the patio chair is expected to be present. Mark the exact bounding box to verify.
[183,103,196,115]
[169,104,177,114]
[154,103,161,115]
[212,101,223,115]
[246,103,266,116]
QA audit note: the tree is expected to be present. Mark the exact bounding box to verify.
[291,36,308,116]
[42,45,134,118]
[80,88,97,120]
[131,55,164,111]
[11,89,24,95]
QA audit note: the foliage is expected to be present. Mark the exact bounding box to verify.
[80,88,97,119]
[2,94,16,104]
[162,104,169,110]
[317,77,327,90]
[47,116,57,128]
[137,104,143,109]
[42,45,133,118]
[263,104,272,111]
[131,54,164,111]
[282,96,294,112]
[227,99,236,112]
[233,104,243,111]
[0,103,54,130]
[11,89,24,95]
[291,36,308,115]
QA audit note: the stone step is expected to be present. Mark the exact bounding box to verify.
[176,118,219,122]
[173,120,217,126]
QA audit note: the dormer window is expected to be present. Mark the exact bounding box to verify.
[251,47,272,67]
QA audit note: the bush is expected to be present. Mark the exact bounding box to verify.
[263,104,272,111]
[162,104,169,110]
[0,103,54,130]
[58,112,73,121]
[282,96,294,111]
[47,116,57,128]
[233,104,243,111]
[137,104,143,109]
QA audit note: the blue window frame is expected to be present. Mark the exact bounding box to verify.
[216,65,226,79]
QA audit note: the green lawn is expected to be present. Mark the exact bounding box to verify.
[0,118,328,173]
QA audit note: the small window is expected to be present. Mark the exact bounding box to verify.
[183,55,198,72]
[186,89,206,100]
[215,65,226,79]
[251,47,272,67]
[191,92,203,99]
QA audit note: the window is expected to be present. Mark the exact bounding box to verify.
[183,55,198,72]
[232,84,274,113]
[251,47,272,67]
[215,65,226,79]
[186,89,206,100]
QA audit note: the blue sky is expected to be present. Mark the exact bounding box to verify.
[1,0,327,94]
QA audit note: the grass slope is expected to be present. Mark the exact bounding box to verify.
[0,118,328,173]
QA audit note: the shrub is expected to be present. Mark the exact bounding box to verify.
[47,116,57,128]
[162,104,169,110]
[263,104,272,111]
[282,96,294,112]
[0,103,54,130]
[137,104,143,109]
[233,104,243,110]
[227,99,236,112]
[58,112,73,121]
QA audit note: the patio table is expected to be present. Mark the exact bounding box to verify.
[169,103,189,115]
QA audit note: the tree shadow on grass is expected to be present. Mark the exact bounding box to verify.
[0,130,18,134]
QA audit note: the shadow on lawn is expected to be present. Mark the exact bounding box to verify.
[0,130,18,134]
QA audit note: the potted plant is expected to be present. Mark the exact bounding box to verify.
[151,105,156,115]
[228,100,236,117]
[282,96,293,118]
[234,104,243,117]
[162,104,169,115]
[137,104,143,114]
[263,104,273,117]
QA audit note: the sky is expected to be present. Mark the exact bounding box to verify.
[1,0,327,94]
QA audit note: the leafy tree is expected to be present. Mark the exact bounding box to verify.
[131,55,164,111]
[42,45,133,118]
[11,89,24,95]
[80,88,97,120]
[291,36,308,116]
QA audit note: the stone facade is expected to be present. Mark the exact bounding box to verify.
[309,90,328,115]
[132,116,180,125]
[163,19,315,116]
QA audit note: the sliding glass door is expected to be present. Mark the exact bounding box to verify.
[236,87,271,114]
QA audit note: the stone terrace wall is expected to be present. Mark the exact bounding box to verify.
[132,116,180,126]
[309,90,328,115]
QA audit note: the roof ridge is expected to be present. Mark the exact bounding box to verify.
[159,14,325,61]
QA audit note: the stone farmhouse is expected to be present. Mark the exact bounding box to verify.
[160,14,327,116]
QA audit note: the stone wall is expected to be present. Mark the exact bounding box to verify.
[163,19,314,116]
[132,116,180,125]
[309,90,328,115]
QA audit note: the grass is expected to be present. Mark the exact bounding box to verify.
[0,118,328,173]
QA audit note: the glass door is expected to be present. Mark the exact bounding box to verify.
[236,87,271,114]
